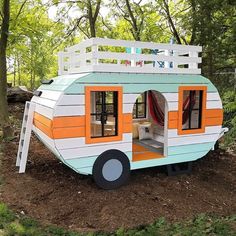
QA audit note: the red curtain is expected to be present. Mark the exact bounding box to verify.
[148,90,196,127]
[148,91,165,126]
[182,91,196,124]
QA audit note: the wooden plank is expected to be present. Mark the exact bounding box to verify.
[53,126,85,139]
[33,120,53,138]
[75,64,201,75]
[132,152,164,162]
[168,133,219,146]
[67,82,217,95]
[57,94,85,106]
[130,150,208,170]
[92,51,202,64]
[31,96,56,108]
[168,126,222,138]
[205,117,223,126]
[168,111,178,121]
[167,101,178,110]
[206,109,223,118]
[168,142,215,155]
[123,113,133,124]
[74,73,210,85]
[207,92,221,101]
[34,103,54,119]
[163,93,178,102]
[55,133,132,150]
[62,142,132,159]
[123,94,139,104]
[54,105,85,116]
[39,90,62,101]
[168,119,178,129]
[53,116,85,128]
[206,100,222,109]
[34,112,52,128]
[132,143,149,152]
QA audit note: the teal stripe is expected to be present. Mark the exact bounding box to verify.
[65,83,217,94]
[130,150,210,170]
[168,142,215,156]
[75,73,210,84]
[66,156,97,169]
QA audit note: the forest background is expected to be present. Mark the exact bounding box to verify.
[0,0,235,149]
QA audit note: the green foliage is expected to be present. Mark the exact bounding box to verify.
[0,203,15,228]
[0,202,235,236]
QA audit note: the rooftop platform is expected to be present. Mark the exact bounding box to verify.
[58,38,202,75]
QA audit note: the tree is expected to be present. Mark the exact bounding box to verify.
[53,0,102,38]
[113,0,150,41]
[0,0,13,138]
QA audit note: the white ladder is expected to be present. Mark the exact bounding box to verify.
[16,101,36,173]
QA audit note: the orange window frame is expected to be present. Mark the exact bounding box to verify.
[178,86,207,135]
[85,86,123,144]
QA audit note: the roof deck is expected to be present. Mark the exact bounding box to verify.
[58,38,202,75]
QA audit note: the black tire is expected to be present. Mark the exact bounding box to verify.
[92,149,130,190]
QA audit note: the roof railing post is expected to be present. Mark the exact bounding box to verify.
[92,44,98,65]
[189,51,198,69]
[80,46,86,68]
[131,47,135,67]
[164,49,170,68]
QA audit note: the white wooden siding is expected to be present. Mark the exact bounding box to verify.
[168,133,219,146]
[54,105,85,117]
[168,126,222,138]
[31,96,56,109]
[61,142,132,159]
[39,90,62,101]
[206,100,222,109]
[55,133,132,150]
[57,94,85,106]
[34,103,54,119]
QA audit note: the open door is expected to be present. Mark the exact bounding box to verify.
[132,90,167,162]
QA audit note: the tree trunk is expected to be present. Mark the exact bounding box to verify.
[0,0,13,138]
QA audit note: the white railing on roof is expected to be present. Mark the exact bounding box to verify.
[58,37,202,75]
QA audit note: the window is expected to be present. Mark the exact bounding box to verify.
[133,92,147,119]
[85,86,123,144]
[91,91,118,137]
[178,86,207,135]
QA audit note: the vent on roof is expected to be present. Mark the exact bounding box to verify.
[33,90,42,97]
[41,79,53,84]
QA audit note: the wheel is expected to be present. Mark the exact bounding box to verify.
[92,149,130,190]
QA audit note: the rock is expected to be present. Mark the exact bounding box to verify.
[7,86,33,103]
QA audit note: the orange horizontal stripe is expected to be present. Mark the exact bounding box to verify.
[205,109,223,119]
[34,112,133,139]
[34,120,53,138]
[132,152,164,162]
[34,112,52,128]
[53,127,85,139]
[168,111,178,121]
[53,116,85,128]
[205,117,223,126]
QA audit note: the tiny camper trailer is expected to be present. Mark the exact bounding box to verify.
[16,38,228,189]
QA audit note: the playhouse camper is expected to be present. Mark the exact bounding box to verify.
[16,38,227,189]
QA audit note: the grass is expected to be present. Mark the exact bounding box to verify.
[0,202,235,236]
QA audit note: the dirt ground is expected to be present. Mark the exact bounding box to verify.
[0,104,235,233]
